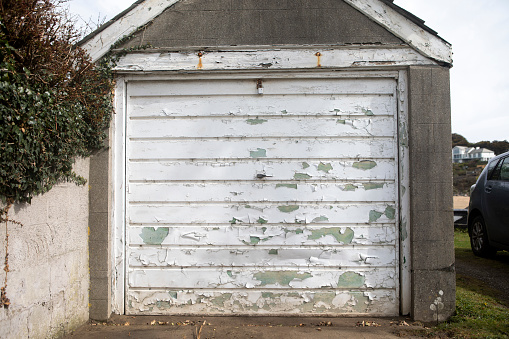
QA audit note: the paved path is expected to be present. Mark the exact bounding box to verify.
[63,315,424,338]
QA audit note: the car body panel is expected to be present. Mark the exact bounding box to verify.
[468,151,509,253]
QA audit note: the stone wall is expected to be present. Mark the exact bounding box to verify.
[0,158,90,338]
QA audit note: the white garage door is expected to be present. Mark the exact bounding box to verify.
[125,76,400,315]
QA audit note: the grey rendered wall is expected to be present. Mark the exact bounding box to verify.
[88,142,112,321]
[120,0,403,49]
[0,158,90,338]
[408,66,455,322]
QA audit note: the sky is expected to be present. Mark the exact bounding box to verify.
[66,0,509,143]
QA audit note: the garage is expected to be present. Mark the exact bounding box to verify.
[83,0,455,322]
[123,75,401,315]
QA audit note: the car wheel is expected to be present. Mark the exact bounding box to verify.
[470,215,496,257]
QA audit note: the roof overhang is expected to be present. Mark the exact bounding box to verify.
[80,0,452,66]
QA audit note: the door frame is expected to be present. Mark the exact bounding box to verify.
[110,70,410,315]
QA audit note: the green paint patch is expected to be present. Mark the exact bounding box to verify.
[401,221,408,241]
[337,272,365,288]
[227,270,233,277]
[250,148,267,158]
[318,162,333,173]
[211,293,232,307]
[278,205,299,213]
[245,204,252,209]
[362,108,374,116]
[349,292,370,313]
[269,249,278,255]
[140,227,169,245]
[257,217,268,224]
[312,215,329,223]
[294,173,312,180]
[308,227,354,244]
[353,160,377,170]
[261,227,267,233]
[385,206,396,219]
[369,210,383,222]
[343,184,358,191]
[336,119,346,124]
[229,217,242,224]
[276,183,298,189]
[246,118,268,125]
[254,271,312,286]
[295,228,304,234]
[281,110,288,114]
[301,162,310,169]
[249,236,261,245]
[363,183,384,190]
[169,291,178,299]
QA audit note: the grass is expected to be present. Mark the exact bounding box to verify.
[418,230,509,338]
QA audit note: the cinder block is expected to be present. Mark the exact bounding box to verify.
[411,239,455,271]
[90,299,111,321]
[90,277,110,300]
[412,270,455,322]
[89,212,109,241]
[89,240,110,273]
[409,67,434,96]
[89,183,109,213]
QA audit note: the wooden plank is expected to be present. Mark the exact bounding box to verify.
[127,138,396,160]
[127,160,397,181]
[127,78,396,97]
[128,246,397,268]
[127,182,397,203]
[128,116,395,139]
[128,267,397,289]
[125,289,398,315]
[128,94,396,118]
[114,47,438,72]
[127,225,397,246]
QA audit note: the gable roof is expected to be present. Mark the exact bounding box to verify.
[80,0,452,66]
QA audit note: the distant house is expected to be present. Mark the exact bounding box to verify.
[453,146,495,163]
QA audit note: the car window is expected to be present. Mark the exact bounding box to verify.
[487,159,501,180]
[500,157,509,181]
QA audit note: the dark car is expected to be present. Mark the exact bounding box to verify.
[468,151,509,256]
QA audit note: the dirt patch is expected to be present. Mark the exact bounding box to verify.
[453,196,470,209]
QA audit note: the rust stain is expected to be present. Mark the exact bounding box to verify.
[197,52,203,70]
[315,52,322,68]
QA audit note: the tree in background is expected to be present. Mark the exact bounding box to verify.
[452,134,509,156]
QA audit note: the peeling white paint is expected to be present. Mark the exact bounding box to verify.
[114,47,436,72]
[121,75,401,316]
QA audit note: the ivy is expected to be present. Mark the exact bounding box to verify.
[0,0,114,205]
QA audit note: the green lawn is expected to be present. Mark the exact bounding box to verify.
[421,230,509,338]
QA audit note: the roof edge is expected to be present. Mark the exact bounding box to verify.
[344,0,452,65]
[81,0,452,66]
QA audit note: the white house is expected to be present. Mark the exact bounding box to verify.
[452,146,495,163]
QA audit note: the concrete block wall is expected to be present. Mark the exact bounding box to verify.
[0,158,90,338]
[88,142,112,321]
[408,66,455,322]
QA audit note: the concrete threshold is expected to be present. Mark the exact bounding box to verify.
[63,315,426,338]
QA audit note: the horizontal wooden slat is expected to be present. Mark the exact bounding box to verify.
[126,289,398,315]
[128,246,397,268]
[127,225,397,246]
[127,160,396,181]
[127,138,396,160]
[129,94,396,118]
[128,116,395,139]
[128,78,396,97]
[128,267,397,289]
[127,182,397,203]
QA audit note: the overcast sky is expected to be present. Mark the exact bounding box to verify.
[66,0,509,143]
